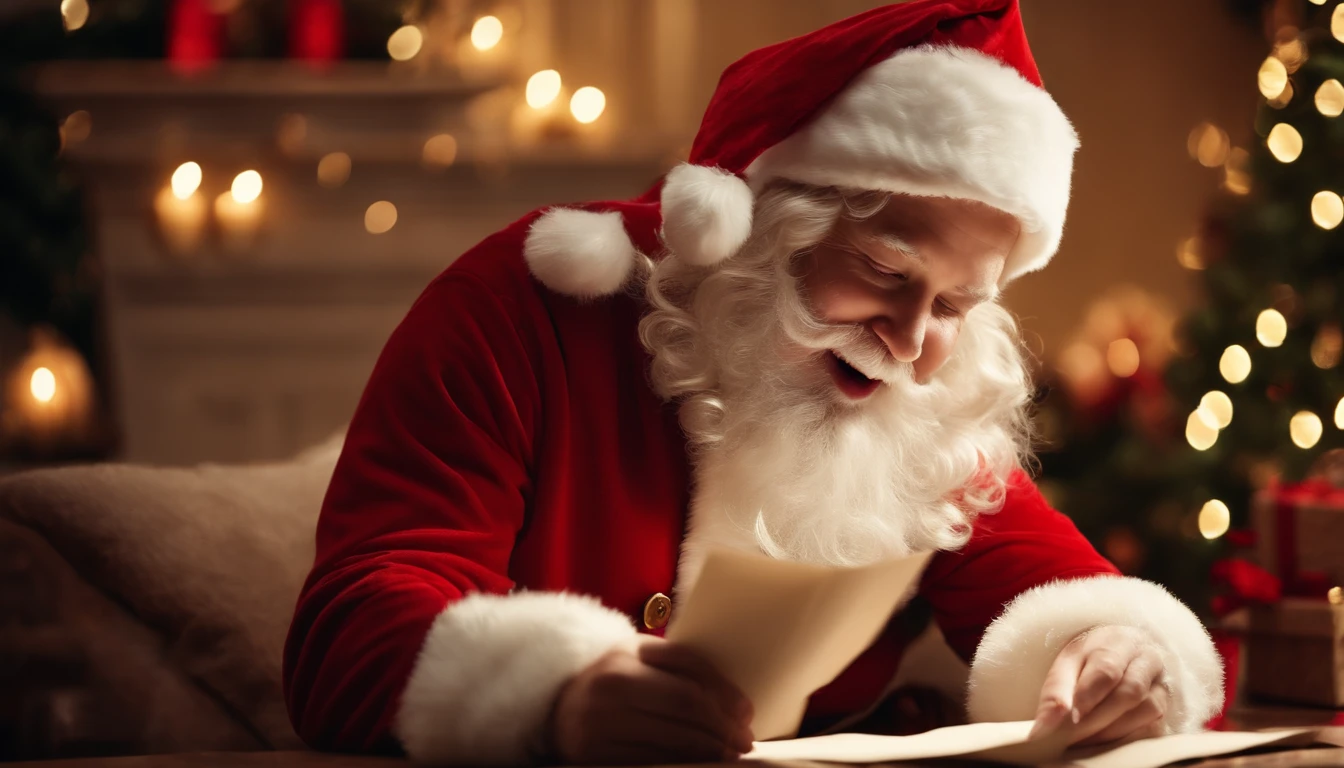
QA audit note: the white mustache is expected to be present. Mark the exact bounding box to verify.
[776,293,912,384]
[833,340,910,383]
[784,316,910,383]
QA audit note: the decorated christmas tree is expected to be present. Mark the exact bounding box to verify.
[1037,0,1344,614]
[1165,0,1344,594]
[1166,0,1344,487]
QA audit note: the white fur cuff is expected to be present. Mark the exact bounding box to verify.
[394,591,637,766]
[967,575,1223,734]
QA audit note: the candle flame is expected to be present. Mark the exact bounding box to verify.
[30,367,56,403]
[231,170,263,204]
[172,162,202,200]
[61,0,89,32]
[570,87,607,124]
[471,16,503,51]
[527,70,562,109]
[388,26,423,61]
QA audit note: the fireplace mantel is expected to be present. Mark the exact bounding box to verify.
[32,61,671,464]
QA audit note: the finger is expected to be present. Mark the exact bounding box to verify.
[1070,645,1140,722]
[626,666,754,753]
[1074,696,1165,747]
[1070,657,1163,745]
[1069,625,1164,721]
[640,640,754,723]
[1030,636,1086,738]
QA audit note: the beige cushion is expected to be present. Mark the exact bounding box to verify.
[0,433,343,751]
[0,517,268,756]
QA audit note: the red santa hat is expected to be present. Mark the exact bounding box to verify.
[524,0,1078,299]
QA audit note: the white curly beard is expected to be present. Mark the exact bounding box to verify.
[663,258,1026,600]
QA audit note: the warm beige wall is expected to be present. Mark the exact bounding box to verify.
[548,0,1266,359]
[1014,0,1264,357]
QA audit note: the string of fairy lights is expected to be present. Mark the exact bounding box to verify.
[1185,0,1344,543]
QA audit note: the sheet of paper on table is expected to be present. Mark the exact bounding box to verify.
[744,722,1319,768]
[665,548,1321,767]
[665,547,934,740]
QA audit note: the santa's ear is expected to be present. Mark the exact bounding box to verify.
[660,163,754,267]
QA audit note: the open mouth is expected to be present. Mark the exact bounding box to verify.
[824,350,882,400]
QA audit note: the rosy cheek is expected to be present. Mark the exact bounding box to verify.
[807,272,885,324]
[800,276,845,322]
[920,323,960,373]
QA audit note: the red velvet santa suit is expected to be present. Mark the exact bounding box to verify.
[283,1,1223,764]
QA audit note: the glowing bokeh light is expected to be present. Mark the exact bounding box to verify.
[526,70,562,109]
[1198,500,1230,540]
[171,162,202,200]
[387,26,424,61]
[1200,391,1234,429]
[1290,411,1323,449]
[570,87,607,124]
[29,367,56,403]
[1256,309,1288,347]
[1312,191,1343,229]
[365,201,398,234]
[1268,123,1303,162]
[471,16,503,50]
[230,170,262,204]
[317,153,351,188]
[1219,345,1252,384]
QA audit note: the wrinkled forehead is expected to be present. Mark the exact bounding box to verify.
[840,195,1022,245]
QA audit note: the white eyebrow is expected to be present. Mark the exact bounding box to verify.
[870,234,923,262]
[961,284,999,304]
[869,233,998,304]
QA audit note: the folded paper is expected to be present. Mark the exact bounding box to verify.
[745,722,1318,768]
[666,548,933,739]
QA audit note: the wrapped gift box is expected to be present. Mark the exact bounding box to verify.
[1252,480,1344,590]
[1244,597,1344,708]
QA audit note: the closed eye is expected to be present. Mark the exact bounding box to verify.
[865,257,906,280]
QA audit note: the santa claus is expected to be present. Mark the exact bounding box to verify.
[283,1,1224,765]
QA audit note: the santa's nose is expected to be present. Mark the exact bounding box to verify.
[871,313,924,363]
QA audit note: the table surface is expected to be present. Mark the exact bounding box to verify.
[9,715,1344,768]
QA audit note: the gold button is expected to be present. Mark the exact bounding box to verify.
[643,593,672,629]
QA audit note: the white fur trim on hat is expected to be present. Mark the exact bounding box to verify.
[660,163,755,267]
[523,208,638,299]
[967,575,1224,734]
[394,591,637,766]
[744,44,1079,284]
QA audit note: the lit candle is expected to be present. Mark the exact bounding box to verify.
[2,328,96,454]
[215,170,264,251]
[569,86,612,148]
[511,70,573,146]
[153,161,207,254]
[457,15,508,80]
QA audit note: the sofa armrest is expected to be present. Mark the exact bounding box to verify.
[0,516,267,759]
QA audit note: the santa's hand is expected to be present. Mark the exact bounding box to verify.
[1029,625,1169,747]
[547,635,755,765]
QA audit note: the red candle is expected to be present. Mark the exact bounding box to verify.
[167,0,225,73]
[289,0,345,67]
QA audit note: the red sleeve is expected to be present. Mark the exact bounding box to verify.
[282,263,543,753]
[920,471,1120,663]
